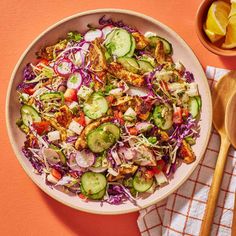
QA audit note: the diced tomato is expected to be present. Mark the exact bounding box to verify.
[128,127,138,136]
[145,170,155,179]
[23,87,35,95]
[64,88,77,102]
[37,58,49,69]
[32,121,50,135]
[74,112,86,127]
[106,95,115,104]
[173,107,183,124]
[78,193,88,201]
[150,160,166,175]
[182,108,189,117]
[51,169,62,180]
[114,110,124,125]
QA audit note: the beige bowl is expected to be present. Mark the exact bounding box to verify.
[6,9,212,214]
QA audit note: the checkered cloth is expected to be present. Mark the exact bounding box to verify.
[137,66,236,236]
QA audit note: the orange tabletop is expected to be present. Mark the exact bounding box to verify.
[1,1,235,235]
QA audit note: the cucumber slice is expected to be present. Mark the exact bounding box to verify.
[40,92,63,102]
[105,29,132,57]
[49,144,66,165]
[188,97,199,118]
[153,105,173,130]
[148,36,172,54]
[139,55,156,67]
[20,105,41,126]
[87,130,115,153]
[133,171,154,192]
[81,172,107,195]
[97,122,120,141]
[125,36,136,57]
[117,57,139,74]
[83,93,108,119]
[81,185,106,200]
[138,60,154,74]
[195,96,202,109]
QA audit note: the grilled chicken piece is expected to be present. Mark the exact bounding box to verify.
[179,140,196,164]
[154,40,166,64]
[132,32,149,50]
[107,62,145,87]
[107,165,138,182]
[55,105,72,128]
[43,116,67,141]
[86,38,107,72]
[75,116,112,150]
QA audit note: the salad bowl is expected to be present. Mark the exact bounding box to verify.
[6,9,212,214]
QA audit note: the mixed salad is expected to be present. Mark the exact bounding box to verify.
[16,16,201,205]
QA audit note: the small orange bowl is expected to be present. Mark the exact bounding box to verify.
[196,0,236,56]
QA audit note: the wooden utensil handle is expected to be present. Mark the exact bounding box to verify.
[200,137,230,236]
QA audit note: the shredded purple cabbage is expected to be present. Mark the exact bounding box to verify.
[184,71,195,83]
[23,63,36,81]
[22,147,44,174]
[66,136,78,143]
[99,15,137,33]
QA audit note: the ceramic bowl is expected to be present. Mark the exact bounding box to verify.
[6,9,212,214]
[196,0,236,56]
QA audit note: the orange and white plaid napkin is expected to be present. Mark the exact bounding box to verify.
[137,66,236,236]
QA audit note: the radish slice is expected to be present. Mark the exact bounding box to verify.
[67,73,83,89]
[135,122,154,133]
[88,166,108,173]
[42,147,60,165]
[102,25,114,38]
[54,58,73,76]
[68,154,81,171]
[76,150,95,168]
[84,29,103,42]
[118,147,136,161]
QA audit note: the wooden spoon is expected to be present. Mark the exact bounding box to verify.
[225,92,236,236]
[200,71,236,236]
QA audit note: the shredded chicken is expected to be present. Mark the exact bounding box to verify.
[107,165,138,181]
[107,62,145,87]
[179,140,196,164]
[132,32,149,50]
[55,105,72,128]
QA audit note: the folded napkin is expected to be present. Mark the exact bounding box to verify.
[137,66,236,236]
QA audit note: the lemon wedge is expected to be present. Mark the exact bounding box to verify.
[204,25,223,42]
[229,2,236,17]
[205,0,231,35]
[222,15,236,48]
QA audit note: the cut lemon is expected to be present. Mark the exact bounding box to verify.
[204,24,223,42]
[229,2,236,17]
[222,15,236,48]
[205,0,231,35]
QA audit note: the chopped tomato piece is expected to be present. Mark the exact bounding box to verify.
[51,168,62,180]
[150,160,166,174]
[145,170,155,179]
[173,107,183,124]
[64,88,77,102]
[106,95,115,104]
[114,110,124,125]
[23,87,35,95]
[128,127,138,136]
[74,112,86,127]
[139,112,150,120]
[182,108,189,117]
[32,121,50,135]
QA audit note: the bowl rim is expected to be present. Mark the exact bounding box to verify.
[195,0,236,57]
[5,8,212,214]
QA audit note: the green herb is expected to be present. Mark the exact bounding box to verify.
[89,81,95,88]
[104,84,115,93]
[67,31,83,42]
[148,136,157,144]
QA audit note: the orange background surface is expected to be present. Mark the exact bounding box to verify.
[0,1,235,235]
